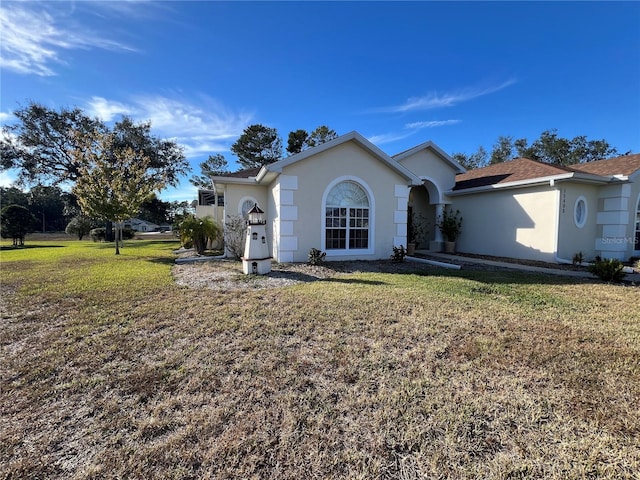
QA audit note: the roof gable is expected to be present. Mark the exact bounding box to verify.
[393,140,466,174]
[256,131,422,185]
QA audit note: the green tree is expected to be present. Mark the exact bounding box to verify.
[1,204,37,246]
[452,146,488,170]
[490,136,515,164]
[27,185,71,232]
[138,194,170,226]
[109,116,189,187]
[71,130,168,255]
[514,129,620,166]
[168,200,193,230]
[286,126,338,156]
[456,129,621,169]
[1,102,104,186]
[1,102,189,187]
[287,129,309,156]
[230,124,282,169]
[189,154,230,188]
[0,187,29,208]
[307,125,338,148]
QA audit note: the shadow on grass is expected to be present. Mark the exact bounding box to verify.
[320,277,387,286]
[425,267,604,287]
[146,257,176,266]
[316,260,608,287]
[0,244,66,251]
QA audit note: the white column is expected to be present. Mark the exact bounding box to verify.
[430,203,444,251]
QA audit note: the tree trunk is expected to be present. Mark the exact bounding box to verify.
[115,224,120,255]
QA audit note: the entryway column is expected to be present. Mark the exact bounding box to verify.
[430,203,444,251]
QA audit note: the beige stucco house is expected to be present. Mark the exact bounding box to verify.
[197,131,464,262]
[197,131,640,264]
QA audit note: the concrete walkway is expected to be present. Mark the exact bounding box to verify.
[414,250,640,283]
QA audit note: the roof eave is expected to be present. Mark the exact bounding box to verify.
[448,172,612,196]
[210,175,259,186]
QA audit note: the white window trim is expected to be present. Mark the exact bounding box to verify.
[320,176,375,256]
[574,195,588,228]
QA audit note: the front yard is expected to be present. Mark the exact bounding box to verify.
[1,240,639,479]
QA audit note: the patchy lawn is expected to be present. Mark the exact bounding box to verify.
[1,240,639,479]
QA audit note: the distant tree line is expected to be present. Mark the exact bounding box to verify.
[0,185,189,235]
[0,102,191,249]
[452,129,626,170]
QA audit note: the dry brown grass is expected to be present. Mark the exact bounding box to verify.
[1,240,639,479]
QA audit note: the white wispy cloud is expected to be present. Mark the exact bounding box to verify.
[380,79,517,113]
[405,120,461,129]
[86,97,134,122]
[369,118,461,145]
[84,94,253,158]
[367,131,416,145]
[0,111,15,123]
[0,2,136,76]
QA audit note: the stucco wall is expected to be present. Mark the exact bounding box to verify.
[222,184,269,221]
[595,176,640,260]
[219,184,269,257]
[556,184,600,262]
[277,140,410,262]
[452,186,559,262]
[396,148,458,200]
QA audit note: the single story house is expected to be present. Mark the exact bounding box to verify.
[124,218,170,232]
[197,131,639,264]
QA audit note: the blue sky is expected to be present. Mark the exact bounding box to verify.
[1,1,639,202]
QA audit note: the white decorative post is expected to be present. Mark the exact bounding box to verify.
[242,204,272,275]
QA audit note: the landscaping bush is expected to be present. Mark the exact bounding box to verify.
[121,228,135,240]
[90,227,106,242]
[588,257,626,282]
[65,215,94,240]
[390,245,407,263]
[308,248,326,265]
[224,214,247,260]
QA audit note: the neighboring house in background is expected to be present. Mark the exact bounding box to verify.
[451,154,640,262]
[124,217,160,232]
[197,131,639,263]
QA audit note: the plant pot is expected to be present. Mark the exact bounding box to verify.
[444,241,456,254]
[407,243,416,256]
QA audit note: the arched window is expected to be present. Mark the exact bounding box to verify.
[324,181,370,250]
[238,197,257,219]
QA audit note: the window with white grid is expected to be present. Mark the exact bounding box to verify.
[325,181,369,251]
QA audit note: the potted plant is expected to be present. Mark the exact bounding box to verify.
[436,207,462,253]
[407,211,430,255]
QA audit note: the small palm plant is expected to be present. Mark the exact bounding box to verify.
[179,215,221,255]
